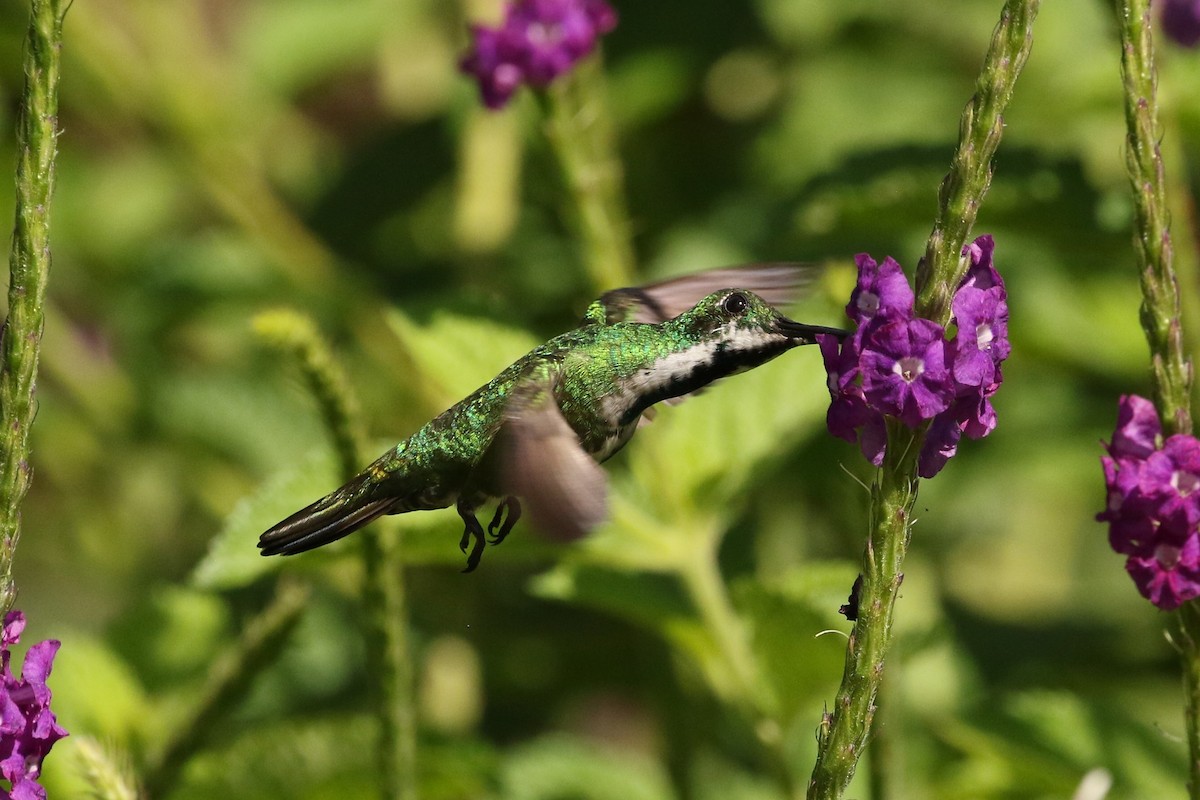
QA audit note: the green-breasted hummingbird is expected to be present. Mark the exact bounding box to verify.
[258,266,847,571]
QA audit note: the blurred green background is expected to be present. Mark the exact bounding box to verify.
[2,0,1198,797]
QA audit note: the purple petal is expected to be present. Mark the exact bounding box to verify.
[1,615,24,650]
[1107,394,1160,460]
[919,411,962,478]
[846,254,914,325]
[861,318,954,427]
[958,235,1003,293]
[1162,0,1200,47]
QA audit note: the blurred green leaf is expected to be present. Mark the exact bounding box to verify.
[731,562,858,721]
[500,733,673,800]
[107,586,230,690]
[193,446,339,590]
[48,634,150,745]
[385,308,540,407]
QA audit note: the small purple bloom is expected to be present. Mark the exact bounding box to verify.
[1125,511,1200,609]
[1139,434,1200,522]
[1162,0,1200,47]
[818,334,886,465]
[958,235,1002,293]
[846,254,913,327]
[861,318,954,428]
[459,26,527,110]
[1108,394,1161,460]
[0,612,66,800]
[951,286,1009,388]
[460,0,618,109]
[918,411,961,478]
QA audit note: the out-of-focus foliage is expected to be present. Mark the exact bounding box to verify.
[1,0,1197,797]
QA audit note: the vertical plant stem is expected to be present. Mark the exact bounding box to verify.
[255,310,417,800]
[915,0,1040,325]
[0,0,67,614]
[1179,603,1200,797]
[1114,1,1200,794]
[542,54,637,292]
[144,577,311,797]
[808,424,919,800]
[1115,0,1193,437]
[809,3,1039,798]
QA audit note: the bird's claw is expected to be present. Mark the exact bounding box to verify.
[487,496,522,544]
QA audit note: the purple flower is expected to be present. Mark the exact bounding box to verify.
[1125,510,1200,609]
[1139,434,1200,522]
[1162,0,1200,47]
[0,612,66,800]
[846,254,913,327]
[1108,393,1160,460]
[958,235,1002,292]
[951,286,1009,388]
[918,411,961,479]
[820,235,1009,475]
[861,318,954,428]
[1097,395,1200,610]
[460,0,618,109]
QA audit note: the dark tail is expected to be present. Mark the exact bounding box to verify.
[258,475,396,556]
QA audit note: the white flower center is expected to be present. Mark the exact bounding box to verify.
[857,291,880,316]
[1173,470,1200,496]
[975,322,994,350]
[1156,542,1182,569]
[893,357,924,383]
[528,21,563,45]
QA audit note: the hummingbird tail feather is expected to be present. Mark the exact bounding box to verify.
[258,479,396,556]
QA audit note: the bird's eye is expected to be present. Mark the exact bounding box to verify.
[721,292,749,315]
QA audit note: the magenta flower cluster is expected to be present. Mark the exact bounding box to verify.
[0,612,65,800]
[1162,0,1200,48]
[460,0,618,109]
[819,235,1009,478]
[1098,395,1200,609]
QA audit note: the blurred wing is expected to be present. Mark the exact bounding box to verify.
[499,383,608,541]
[594,263,817,324]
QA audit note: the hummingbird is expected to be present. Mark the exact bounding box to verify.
[258,266,847,571]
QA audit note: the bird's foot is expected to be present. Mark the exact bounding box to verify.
[457,499,486,573]
[487,496,522,545]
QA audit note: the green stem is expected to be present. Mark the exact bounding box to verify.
[1115,0,1193,437]
[1178,603,1200,798]
[0,0,67,615]
[915,0,1041,325]
[808,424,920,800]
[1113,0,1200,793]
[255,310,417,800]
[144,577,311,797]
[809,3,1039,797]
[542,54,637,292]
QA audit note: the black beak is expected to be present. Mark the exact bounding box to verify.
[775,316,850,343]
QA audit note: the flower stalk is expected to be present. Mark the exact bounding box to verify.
[144,577,310,797]
[916,0,1040,325]
[808,2,1039,797]
[541,55,637,292]
[254,309,417,800]
[1113,0,1200,793]
[0,0,68,615]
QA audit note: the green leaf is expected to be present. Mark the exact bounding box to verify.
[731,562,859,722]
[107,586,230,689]
[45,633,150,744]
[193,446,340,590]
[501,733,673,800]
[384,307,539,408]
